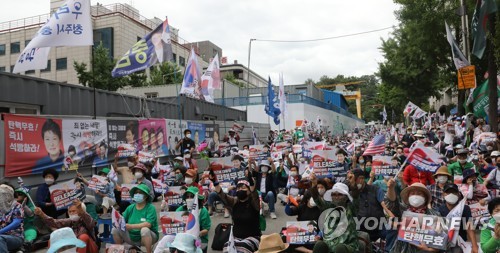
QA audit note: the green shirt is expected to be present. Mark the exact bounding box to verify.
[448,161,484,183]
[176,205,212,243]
[480,218,500,253]
[123,203,159,242]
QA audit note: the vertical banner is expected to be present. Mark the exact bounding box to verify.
[62,119,108,170]
[187,122,206,147]
[4,115,65,176]
[138,119,168,156]
[166,119,187,156]
[107,120,139,159]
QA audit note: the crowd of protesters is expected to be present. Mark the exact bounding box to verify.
[1,114,499,253]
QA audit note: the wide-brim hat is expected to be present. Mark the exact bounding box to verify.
[185,169,197,178]
[323,183,353,202]
[456,149,469,155]
[259,160,271,168]
[47,227,86,253]
[169,233,203,253]
[130,184,151,202]
[433,166,452,179]
[184,186,204,200]
[255,233,289,253]
[400,183,432,206]
[491,151,500,157]
[133,163,148,172]
[414,130,425,138]
[462,169,479,184]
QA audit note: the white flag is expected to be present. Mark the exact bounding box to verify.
[200,53,221,103]
[445,21,470,70]
[185,192,200,238]
[412,108,427,119]
[13,0,93,73]
[278,73,287,116]
[403,101,419,115]
[111,207,126,232]
[446,199,465,246]
[108,165,118,182]
[382,106,387,123]
[227,226,237,253]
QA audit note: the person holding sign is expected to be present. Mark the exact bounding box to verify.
[175,186,211,244]
[36,168,66,219]
[35,199,98,253]
[112,184,159,253]
[385,180,441,252]
[214,178,261,253]
[254,159,278,219]
[480,197,500,253]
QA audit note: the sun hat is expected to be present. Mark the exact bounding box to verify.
[185,169,197,178]
[414,130,425,138]
[259,159,271,168]
[169,233,203,253]
[400,182,432,206]
[99,167,110,175]
[47,227,85,253]
[130,184,151,201]
[323,183,353,202]
[433,166,452,179]
[491,151,500,157]
[462,169,479,184]
[133,163,148,172]
[183,186,204,200]
[456,149,469,155]
[174,156,184,161]
[255,233,289,253]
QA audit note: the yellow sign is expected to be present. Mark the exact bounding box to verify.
[457,65,476,90]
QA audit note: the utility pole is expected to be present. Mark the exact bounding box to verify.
[457,0,470,117]
[487,14,498,133]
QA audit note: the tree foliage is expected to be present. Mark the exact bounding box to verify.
[147,61,183,86]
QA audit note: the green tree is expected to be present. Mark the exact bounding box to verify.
[147,61,183,86]
[73,42,147,91]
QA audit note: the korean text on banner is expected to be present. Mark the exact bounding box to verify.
[457,66,476,90]
[209,157,246,183]
[372,156,399,176]
[49,180,86,210]
[159,212,187,235]
[397,211,449,250]
[166,186,183,206]
[120,184,137,202]
[285,221,318,245]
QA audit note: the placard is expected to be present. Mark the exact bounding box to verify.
[159,211,188,235]
[49,180,86,210]
[285,221,318,245]
[372,156,399,176]
[120,184,137,202]
[397,211,449,250]
[166,186,183,206]
[88,175,108,191]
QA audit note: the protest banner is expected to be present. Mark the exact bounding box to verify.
[397,211,449,250]
[209,157,246,183]
[469,203,490,224]
[285,221,318,245]
[271,151,282,161]
[187,122,206,147]
[159,211,188,235]
[310,150,347,182]
[62,119,108,169]
[49,180,86,210]
[111,207,126,232]
[406,143,443,173]
[274,141,291,152]
[138,151,155,164]
[120,184,137,202]
[88,175,108,191]
[166,119,187,155]
[107,120,138,159]
[152,178,168,194]
[138,119,168,155]
[372,156,399,176]
[475,132,497,144]
[304,141,327,151]
[166,186,183,206]
[249,145,270,161]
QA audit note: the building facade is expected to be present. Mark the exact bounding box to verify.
[0,1,209,85]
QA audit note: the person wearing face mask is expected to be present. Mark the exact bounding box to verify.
[480,197,500,253]
[473,118,490,139]
[130,163,155,201]
[255,158,278,219]
[182,149,197,171]
[437,184,478,253]
[214,179,261,253]
[484,152,500,191]
[427,166,452,210]
[35,199,98,253]
[385,180,441,252]
[223,128,240,148]
[309,177,360,253]
[460,169,490,206]
[175,186,211,244]
[46,227,86,253]
[112,184,158,253]
[278,165,303,204]
[184,169,203,194]
[36,168,67,219]
[448,149,482,184]
[176,130,196,157]
[349,169,386,242]
[0,183,25,253]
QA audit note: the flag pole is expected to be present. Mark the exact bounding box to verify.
[91,45,97,119]
[222,79,227,135]
[246,39,255,113]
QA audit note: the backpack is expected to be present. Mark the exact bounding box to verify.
[211,223,232,250]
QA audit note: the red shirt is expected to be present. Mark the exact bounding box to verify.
[403,164,435,186]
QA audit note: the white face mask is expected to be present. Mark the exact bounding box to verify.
[318,189,325,196]
[308,198,316,207]
[437,176,448,184]
[184,154,191,159]
[186,134,192,139]
[444,194,459,205]
[290,172,297,177]
[408,195,426,207]
[261,167,269,173]
[493,213,500,224]
[69,214,80,221]
[185,177,193,185]
[357,183,363,190]
[186,199,194,209]
[59,248,77,253]
[134,172,143,179]
[45,178,54,185]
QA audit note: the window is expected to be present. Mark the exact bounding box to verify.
[56,58,67,70]
[145,92,158,98]
[0,66,5,72]
[296,88,307,96]
[10,42,20,53]
[172,53,177,63]
[25,40,31,47]
[10,65,14,73]
[41,60,51,72]
[0,44,5,55]
[15,108,37,114]
[179,56,185,67]
[93,27,114,58]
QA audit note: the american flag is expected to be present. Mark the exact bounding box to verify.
[362,134,386,156]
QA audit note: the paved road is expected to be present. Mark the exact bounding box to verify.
[35,199,291,252]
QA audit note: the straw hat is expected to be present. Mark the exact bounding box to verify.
[433,166,452,180]
[400,182,432,206]
[255,233,288,253]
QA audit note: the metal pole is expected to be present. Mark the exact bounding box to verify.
[246,39,255,113]
[91,46,96,119]
[222,79,227,135]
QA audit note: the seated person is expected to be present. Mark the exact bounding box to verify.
[14,187,37,245]
[112,184,158,253]
[47,227,86,253]
[176,186,211,245]
[36,168,66,218]
[480,197,500,253]
[35,199,98,253]
[0,183,24,252]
